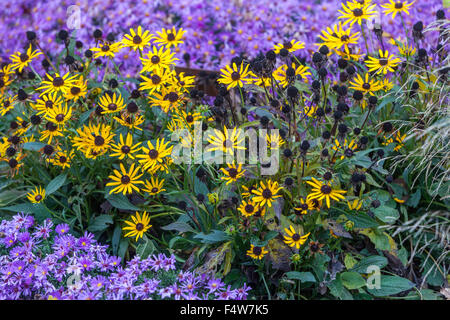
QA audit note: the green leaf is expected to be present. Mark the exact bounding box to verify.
[161,221,195,233]
[367,275,415,296]
[344,254,358,270]
[87,214,113,232]
[373,206,399,224]
[112,224,121,255]
[328,276,353,300]
[136,237,156,259]
[0,202,50,222]
[345,212,379,228]
[341,272,366,289]
[194,230,230,244]
[351,255,388,273]
[406,189,421,208]
[23,141,46,151]
[106,193,140,211]
[46,174,67,196]
[285,271,316,283]
[118,238,129,259]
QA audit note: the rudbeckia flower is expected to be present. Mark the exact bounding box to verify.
[306,177,347,208]
[10,45,42,72]
[27,186,46,203]
[246,245,268,260]
[122,211,152,241]
[106,163,144,195]
[283,225,310,249]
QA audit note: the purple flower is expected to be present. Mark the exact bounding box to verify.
[55,223,70,235]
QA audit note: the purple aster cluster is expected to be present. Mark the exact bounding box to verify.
[0,0,444,72]
[0,213,250,300]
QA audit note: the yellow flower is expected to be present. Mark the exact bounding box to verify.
[283,225,310,249]
[114,113,145,131]
[148,86,184,113]
[0,95,16,116]
[273,39,305,54]
[246,244,268,260]
[137,138,173,173]
[121,26,153,51]
[9,44,42,72]
[123,211,152,241]
[44,103,72,127]
[381,0,415,19]
[152,27,186,48]
[294,198,316,215]
[349,73,382,95]
[251,179,283,208]
[48,149,73,169]
[142,176,166,195]
[65,77,88,101]
[37,72,78,96]
[32,92,63,115]
[106,163,144,195]
[27,186,46,203]
[365,50,402,75]
[110,133,141,160]
[238,199,260,217]
[332,139,357,160]
[220,163,245,185]
[40,122,63,144]
[206,126,245,157]
[99,92,125,114]
[218,62,255,90]
[139,69,173,94]
[266,131,285,149]
[72,123,114,157]
[140,46,178,73]
[347,199,363,210]
[90,42,122,59]
[273,63,311,87]
[306,177,347,208]
[394,197,405,203]
[338,1,377,27]
[317,22,360,51]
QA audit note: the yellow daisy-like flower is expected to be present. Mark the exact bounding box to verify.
[317,22,360,51]
[217,62,255,90]
[142,176,166,195]
[349,73,382,95]
[266,132,285,149]
[110,133,141,160]
[40,122,63,144]
[251,179,283,208]
[106,163,144,195]
[152,27,186,48]
[381,0,415,19]
[294,198,316,215]
[283,225,310,249]
[394,131,406,151]
[44,103,72,127]
[332,139,358,160]
[246,244,268,260]
[338,1,377,27]
[9,45,42,72]
[390,38,417,57]
[48,149,73,169]
[121,26,153,51]
[137,138,173,172]
[171,72,196,92]
[37,72,78,96]
[273,63,311,87]
[306,177,347,208]
[206,126,245,157]
[220,163,245,185]
[148,86,184,113]
[123,211,152,241]
[65,77,88,101]
[32,92,63,115]
[26,186,46,204]
[139,69,173,94]
[273,39,305,54]
[72,123,115,157]
[140,46,178,73]
[99,92,125,114]
[238,199,260,217]
[380,78,394,92]
[172,109,202,128]
[253,76,271,88]
[0,64,14,93]
[0,95,16,116]
[347,198,363,210]
[90,42,122,59]
[365,50,402,75]
[114,113,145,131]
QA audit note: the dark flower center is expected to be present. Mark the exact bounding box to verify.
[55,114,65,122]
[53,77,64,87]
[46,122,57,131]
[35,195,42,202]
[71,87,81,95]
[167,33,176,41]
[353,9,363,17]
[94,135,105,146]
[292,233,301,241]
[101,45,110,52]
[345,148,354,157]
[135,223,144,231]
[227,168,238,178]
[362,83,371,90]
[121,145,131,154]
[320,185,332,194]
[151,187,159,193]
[231,71,241,81]
[45,100,54,109]
[186,115,194,123]
[253,246,262,255]
[148,149,159,159]
[301,204,309,210]
[151,55,160,64]
[223,139,232,148]
[283,41,293,49]
[245,204,254,213]
[395,2,403,9]
[121,175,131,184]
[20,53,29,62]
[341,35,350,42]
[262,188,272,199]
[133,35,142,44]
[108,103,117,111]
[8,158,18,168]
[379,58,388,66]
[151,74,161,84]
[168,92,179,103]
[59,156,67,163]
